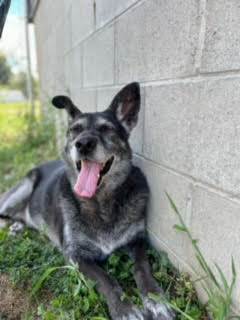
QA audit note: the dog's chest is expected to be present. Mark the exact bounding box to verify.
[65,218,144,257]
[93,219,144,255]
[63,185,147,258]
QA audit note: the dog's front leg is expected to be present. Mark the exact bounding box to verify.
[72,258,145,320]
[128,239,175,320]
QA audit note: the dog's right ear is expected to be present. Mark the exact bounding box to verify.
[108,82,140,134]
[52,95,81,118]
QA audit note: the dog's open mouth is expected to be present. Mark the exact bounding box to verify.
[74,156,114,198]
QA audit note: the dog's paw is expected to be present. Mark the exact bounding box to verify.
[143,297,175,320]
[9,222,25,236]
[115,306,145,320]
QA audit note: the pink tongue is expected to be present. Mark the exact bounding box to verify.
[74,161,101,198]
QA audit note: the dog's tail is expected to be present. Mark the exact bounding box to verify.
[0,169,40,221]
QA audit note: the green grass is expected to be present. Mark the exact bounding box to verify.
[0,102,56,193]
[0,228,208,320]
[0,103,208,319]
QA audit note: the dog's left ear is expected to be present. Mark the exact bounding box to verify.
[52,95,81,119]
[109,82,140,133]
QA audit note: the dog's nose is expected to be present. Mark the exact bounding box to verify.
[75,137,97,155]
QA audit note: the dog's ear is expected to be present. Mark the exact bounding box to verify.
[108,82,140,133]
[52,95,81,118]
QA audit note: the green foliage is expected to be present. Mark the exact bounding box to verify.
[166,193,239,320]
[0,228,109,320]
[0,52,12,85]
[0,227,208,320]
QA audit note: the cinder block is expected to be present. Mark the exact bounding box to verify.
[143,83,193,174]
[144,77,240,195]
[40,34,59,98]
[189,186,240,308]
[48,2,64,30]
[134,156,192,261]
[71,0,95,46]
[64,45,82,94]
[64,53,72,94]
[83,26,114,87]
[63,5,72,55]
[96,0,139,28]
[96,87,119,112]
[35,2,52,45]
[34,5,47,47]
[148,230,183,271]
[37,1,64,38]
[70,45,83,89]
[116,0,199,83]
[201,0,240,73]
[63,0,72,12]
[71,88,96,113]
[54,74,67,96]
[97,86,144,154]
[54,25,67,84]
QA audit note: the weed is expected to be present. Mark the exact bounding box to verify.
[166,193,240,320]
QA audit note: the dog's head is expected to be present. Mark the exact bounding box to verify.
[52,82,140,199]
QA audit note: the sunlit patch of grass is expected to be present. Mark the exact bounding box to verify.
[0,103,29,144]
[0,102,57,193]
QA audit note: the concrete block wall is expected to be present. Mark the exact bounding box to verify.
[34,0,240,308]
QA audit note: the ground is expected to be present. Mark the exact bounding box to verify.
[0,274,32,319]
[0,102,208,319]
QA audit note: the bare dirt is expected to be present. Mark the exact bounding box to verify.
[0,274,31,320]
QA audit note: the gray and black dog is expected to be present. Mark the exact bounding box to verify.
[0,83,175,320]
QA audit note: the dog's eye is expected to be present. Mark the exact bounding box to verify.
[70,125,83,134]
[98,125,113,133]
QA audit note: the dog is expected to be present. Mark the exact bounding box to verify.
[0,83,175,320]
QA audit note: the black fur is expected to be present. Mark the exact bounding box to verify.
[0,83,175,320]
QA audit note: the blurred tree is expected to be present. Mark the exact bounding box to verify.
[0,52,12,85]
[11,71,39,100]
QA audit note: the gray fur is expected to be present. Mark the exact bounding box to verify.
[143,298,175,319]
[0,83,175,320]
[0,178,33,217]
